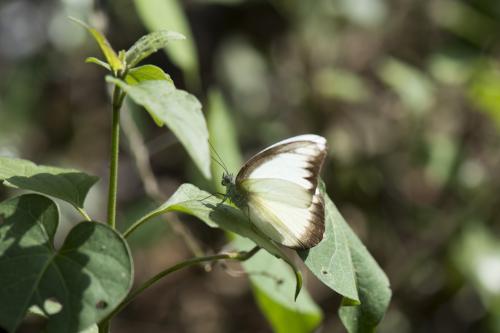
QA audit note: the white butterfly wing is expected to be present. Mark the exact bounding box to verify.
[239,178,312,208]
[236,134,327,249]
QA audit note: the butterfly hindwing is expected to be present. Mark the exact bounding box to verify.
[235,135,327,249]
[246,186,325,249]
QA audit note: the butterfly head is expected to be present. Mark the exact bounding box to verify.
[221,172,234,188]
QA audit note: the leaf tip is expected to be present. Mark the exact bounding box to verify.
[169,31,187,40]
[68,16,88,28]
[294,270,303,301]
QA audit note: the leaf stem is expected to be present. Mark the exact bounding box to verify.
[107,84,124,229]
[101,246,260,323]
[123,209,162,238]
[75,206,92,222]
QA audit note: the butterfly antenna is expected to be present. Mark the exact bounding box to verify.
[208,140,229,174]
[211,156,227,172]
[198,191,225,202]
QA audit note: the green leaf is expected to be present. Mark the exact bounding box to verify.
[0,157,99,209]
[70,17,124,72]
[312,68,371,102]
[125,30,185,68]
[85,57,111,71]
[299,184,359,302]
[376,57,435,115]
[0,194,133,333]
[235,237,322,333]
[107,77,211,179]
[452,224,500,310]
[336,215,391,331]
[132,0,200,85]
[80,325,98,333]
[468,64,500,131]
[148,183,302,298]
[300,186,391,332]
[125,65,173,85]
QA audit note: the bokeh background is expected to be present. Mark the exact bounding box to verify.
[1,0,500,332]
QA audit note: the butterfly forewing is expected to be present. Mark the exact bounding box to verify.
[235,134,327,249]
[239,178,313,208]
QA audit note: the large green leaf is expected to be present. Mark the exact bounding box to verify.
[299,185,359,302]
[300,188,391,332]
[145,183,302,297]
[0,157,99,209]
[70,18,123,72]
[133,0,199,85]
[235,237,322,333]
[334,206,391,331]
[0,194,133,333]
[125,30,185,68]
[107,77,211,179]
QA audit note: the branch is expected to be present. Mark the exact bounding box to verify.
[101,246,260,323]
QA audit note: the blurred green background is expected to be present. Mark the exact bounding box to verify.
[1,0,500,332]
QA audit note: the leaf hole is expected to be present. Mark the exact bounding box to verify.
[321,269,328,275]
[96,300,108,309]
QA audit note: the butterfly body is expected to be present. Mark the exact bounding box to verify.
[221,134,327,249]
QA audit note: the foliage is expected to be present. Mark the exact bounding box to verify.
[0,18,391,333]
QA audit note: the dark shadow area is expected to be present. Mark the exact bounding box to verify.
[0,194,96,332]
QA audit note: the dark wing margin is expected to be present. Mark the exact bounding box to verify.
[294,191,325,249]
[236,136,327,196]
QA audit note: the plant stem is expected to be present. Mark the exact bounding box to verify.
[100,247,260,324]
[107,84,124,229]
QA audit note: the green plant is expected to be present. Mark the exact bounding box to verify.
[0,20,391,333]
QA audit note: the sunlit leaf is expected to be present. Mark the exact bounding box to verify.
[337,0,387,27]
[0,157,99,209]
[453,225,500,308]
[377,57,435,114]
[146,183,302,298]
[336,214,391,331]
[79,325,98,333]
[126,30,185,68]
[429,0,496,46]
[125,65,173,85]
[70,17,123,72]
[299,184,359,302]
[107,77,211,179]
[235,237,322,333]
[300,186,391,332]
[468,64,500,130]
[0,194,133,333]
[312,68,370,103]
[85,57,111,71]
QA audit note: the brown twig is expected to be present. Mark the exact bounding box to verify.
[120,107,204,257]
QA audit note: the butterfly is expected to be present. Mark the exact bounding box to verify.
[219,134,327,249]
